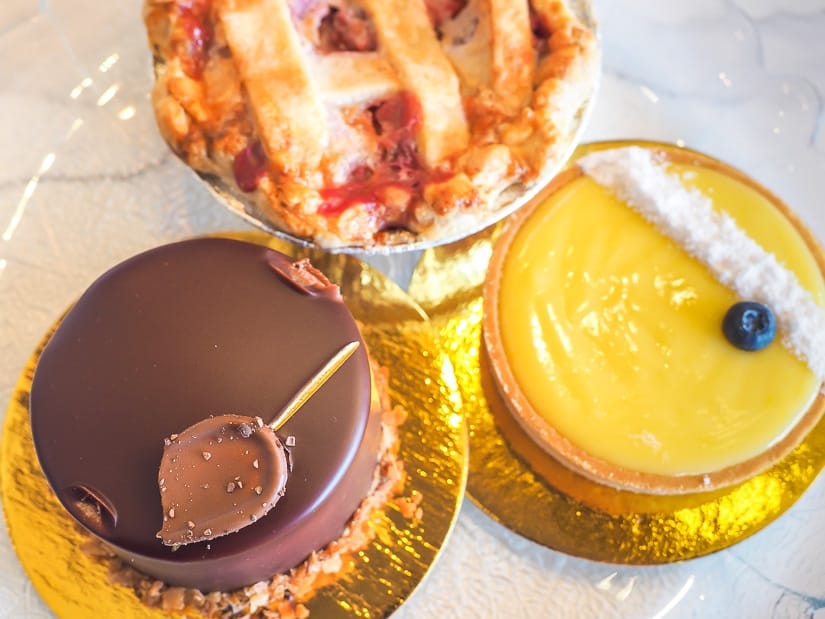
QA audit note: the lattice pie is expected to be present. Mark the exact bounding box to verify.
[144,0,598,248]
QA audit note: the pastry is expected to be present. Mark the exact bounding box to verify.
[483,143,825,494]
[143,0,598,248]
[29,238,404,602]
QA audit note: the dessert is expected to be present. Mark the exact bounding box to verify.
[483,143,825,494]
[28,237,403,602]
[143,0,598,248]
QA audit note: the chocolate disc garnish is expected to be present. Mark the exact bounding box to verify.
[157,415,288,545]
[60,484,119,536]
[157,341,360,546]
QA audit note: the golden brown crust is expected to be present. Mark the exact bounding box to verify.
[482,145,825,495]
[144,0,599,248]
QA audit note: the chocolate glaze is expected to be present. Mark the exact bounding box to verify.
[157,414,289,546]
[30,238,380,591]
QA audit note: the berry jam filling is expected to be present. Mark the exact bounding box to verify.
[319,92,428,218]
[176,0,213,79]
[424,0,468,29]
[233,141,269,193]
[529,4,552,54]
[318,5,377,52]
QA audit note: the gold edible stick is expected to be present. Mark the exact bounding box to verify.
[269,341,360,431]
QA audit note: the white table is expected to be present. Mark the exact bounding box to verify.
[1,1,823,617]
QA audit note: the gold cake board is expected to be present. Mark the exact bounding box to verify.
[0,232,469,618]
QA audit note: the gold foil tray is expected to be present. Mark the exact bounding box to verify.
[407,141,825,564]
[0,231,468,618]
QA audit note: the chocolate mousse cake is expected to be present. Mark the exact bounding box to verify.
[28,237,402,603]
[483,143,825,494]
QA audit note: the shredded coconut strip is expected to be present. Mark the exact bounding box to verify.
[578,146,825,390]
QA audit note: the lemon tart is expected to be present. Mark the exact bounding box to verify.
[483,142,825,494]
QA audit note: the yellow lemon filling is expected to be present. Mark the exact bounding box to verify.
[498,163,825,476]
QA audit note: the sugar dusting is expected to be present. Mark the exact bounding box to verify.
[578,146,825,390]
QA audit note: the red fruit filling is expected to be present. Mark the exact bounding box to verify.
[529,4,552,53]
[318,5,377,52]
[233,142,269,193]
[176,0,213,79]
[319,92,431,218]
[423,0,468,28]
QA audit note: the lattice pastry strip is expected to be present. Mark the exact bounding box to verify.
[218,0,326,176]
[315,53,400,106]
[359,0,469,167]
[488,0,534,113]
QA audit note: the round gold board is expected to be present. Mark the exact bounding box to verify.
[0,231,468,618]
[407,140,825,565]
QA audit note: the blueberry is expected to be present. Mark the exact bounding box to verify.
[722,302,776,351]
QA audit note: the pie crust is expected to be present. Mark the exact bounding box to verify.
[482,146,825,494]
[143,0,599,248]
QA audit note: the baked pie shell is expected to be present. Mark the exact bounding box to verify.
[143,0,600,250]
[482,147,825,495]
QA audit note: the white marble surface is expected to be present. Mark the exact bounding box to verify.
[1,0,824,617]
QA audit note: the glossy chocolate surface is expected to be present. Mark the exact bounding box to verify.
[30,238,379,591]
